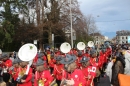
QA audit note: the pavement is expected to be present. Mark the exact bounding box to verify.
[98,75,111,86]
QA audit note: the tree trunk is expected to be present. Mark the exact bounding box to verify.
[48,26,52,47]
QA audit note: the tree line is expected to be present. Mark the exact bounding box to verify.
[0,0,99,51]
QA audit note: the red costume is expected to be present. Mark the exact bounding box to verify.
[76,56,82,68]
[53,64,64,80]
[62,69,86,86]
[84,53,90,58]
[34,70,53,86]
[18,67,33,86]
[4,59,12,68]
[11,67,20,81]
[81,66,96,86]
[98,51,104,68]
[106,47,112,58]
[103,52,107,64]
[49,59,56,68]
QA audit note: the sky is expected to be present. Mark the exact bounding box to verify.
[77,0,130,39]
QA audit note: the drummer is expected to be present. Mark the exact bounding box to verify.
[89,49,101,86]
[52,56,63,86]
[60,54,86,86]
[80,56,95,86]
[11,58,20,86]
[34,58,53,86]
[17,59,33,86]
[1,54,12,83]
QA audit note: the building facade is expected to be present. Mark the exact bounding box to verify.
[90,33,105,45]
[116,30,130,44]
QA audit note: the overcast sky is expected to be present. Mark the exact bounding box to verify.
[77,0,130,39]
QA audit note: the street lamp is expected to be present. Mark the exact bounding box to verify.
[70,0,73,48]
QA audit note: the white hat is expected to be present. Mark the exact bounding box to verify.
[0,49,2,54]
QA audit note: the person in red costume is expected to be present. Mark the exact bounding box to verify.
[0,54,12,84]
[52,56,63,86]
[49,53,56,73]
[2,54,12,68]
[34,58,53,86]
[76,50,84,68]
[60,54,86,86]
[105,43,112,61]
[11,58,20,86]
[84,47,90,57]
[99,47,107,77]
[80,56,96,86]
[38,53,47,62]
[89,49,100,86]
[17,59,33,86]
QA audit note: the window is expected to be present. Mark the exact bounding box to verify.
[122,37,124,39]
[126,41,128,43]
[126,37,128,39]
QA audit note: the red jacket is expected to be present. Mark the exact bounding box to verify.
[84,53,90,58]
[18,67,33,86]
[49,59,56,68]
[62,69,86,86]
[53,64,64,80]
[4,59,12,68]
[103,53,107,63]
[90,57,100,70]
[81,66,96,86]
[11,67,19,80]
[76,56,82,68]
[34,70,53,86]
[106,48,112,57]
[98,51,104,68]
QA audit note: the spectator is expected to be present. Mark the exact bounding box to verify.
[111,49,125,86]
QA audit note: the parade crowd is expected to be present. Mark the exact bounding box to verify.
[0,42,130,86]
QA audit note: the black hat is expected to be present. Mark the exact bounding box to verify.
[13,58,19,64]
[90,49,96,55]
[60,54,76,64]
[102,48,106,53]
[100,47,106,53]
[54,56,63,61]
[18,58,24,63]
[1,53,8,58]
[78,50,82,56]
[38,53,44,58]
[36,59,45,66]
[80,56,90,63]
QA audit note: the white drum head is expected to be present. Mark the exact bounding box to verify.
[60,42,71,53]
[77,42,85,50]
[18,43,37,61]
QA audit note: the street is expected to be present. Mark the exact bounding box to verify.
[98,76,111,86]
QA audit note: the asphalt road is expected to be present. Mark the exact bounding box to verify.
[98,76,111,86]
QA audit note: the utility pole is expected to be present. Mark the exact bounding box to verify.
[70,0,73,48]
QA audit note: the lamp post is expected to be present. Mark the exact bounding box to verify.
[70,0,73,48]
